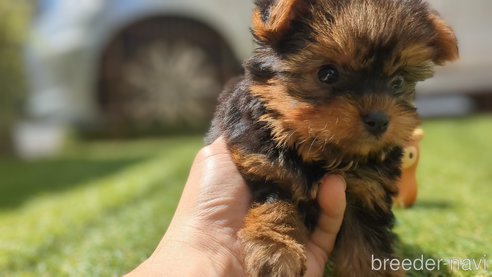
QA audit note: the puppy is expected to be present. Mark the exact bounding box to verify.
[206,0,458,276]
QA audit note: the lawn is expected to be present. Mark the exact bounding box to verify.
[0,116,491,276]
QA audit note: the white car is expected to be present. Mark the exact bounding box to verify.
[25,0,254,132]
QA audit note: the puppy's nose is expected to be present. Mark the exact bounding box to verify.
[363,113,389,136]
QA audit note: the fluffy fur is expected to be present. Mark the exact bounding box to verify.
[206,0,458,276]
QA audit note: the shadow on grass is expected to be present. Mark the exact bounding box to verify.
[0,158,144,210]
[412,200,454,210]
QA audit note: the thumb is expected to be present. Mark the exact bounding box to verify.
[310,175,346,255]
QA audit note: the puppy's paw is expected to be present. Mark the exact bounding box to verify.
[239,201,309,276]
[239,227,306,277]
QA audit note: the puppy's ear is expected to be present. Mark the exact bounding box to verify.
[428,12,459,65]
[252,0,308,45]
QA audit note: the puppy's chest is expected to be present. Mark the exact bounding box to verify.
[289,154,400,205]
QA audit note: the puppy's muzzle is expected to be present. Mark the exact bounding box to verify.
[363,112,389,136]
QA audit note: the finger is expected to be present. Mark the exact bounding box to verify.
[182,136,250,219]
[173,136,236,216]
[310,175,346,255]
[211,136,228,151]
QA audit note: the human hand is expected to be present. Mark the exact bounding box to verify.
[127,137,346,276]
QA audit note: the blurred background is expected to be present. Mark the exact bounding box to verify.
[0,0,490,276]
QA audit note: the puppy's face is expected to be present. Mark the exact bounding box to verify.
[248,0,458,158]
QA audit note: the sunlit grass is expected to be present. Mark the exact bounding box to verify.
[395,116,492,277]
[0,137,202,276]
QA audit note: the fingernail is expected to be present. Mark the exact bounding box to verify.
[333,175,347,191]
[322,175,347,191]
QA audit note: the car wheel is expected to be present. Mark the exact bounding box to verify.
[98,18,241,134]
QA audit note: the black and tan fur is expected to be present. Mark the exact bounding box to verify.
[206,0,458,276]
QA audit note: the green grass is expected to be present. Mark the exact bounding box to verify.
[0,137,203,276]
[0,116,491,276]
[394,116,492,277]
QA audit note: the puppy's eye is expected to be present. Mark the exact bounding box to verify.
[390,75,405,91]
[318,65,339,84]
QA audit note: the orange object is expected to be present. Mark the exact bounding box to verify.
[394,128,424,208]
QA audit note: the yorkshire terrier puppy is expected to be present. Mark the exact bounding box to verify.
[206,0,458,276]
